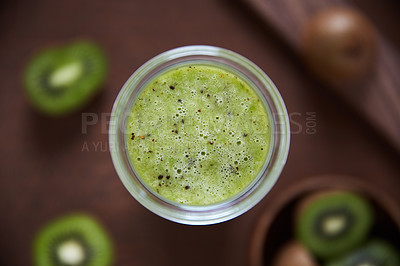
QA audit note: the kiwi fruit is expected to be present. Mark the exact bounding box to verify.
[325,239,400,266]
[24,41,107,116]
[33,213,113,266]
[295,190,373,259]
[272,241,318,266]
[301,7,377,86]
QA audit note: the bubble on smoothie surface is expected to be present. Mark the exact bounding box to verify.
[126,65,271,205]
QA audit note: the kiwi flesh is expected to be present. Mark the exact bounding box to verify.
[33,213,113,266]
[24,41,107,116]
[272,241,318,266]
[296,190,373,259]
[325,239,400,266]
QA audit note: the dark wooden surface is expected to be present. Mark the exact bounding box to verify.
[0,0,399,265]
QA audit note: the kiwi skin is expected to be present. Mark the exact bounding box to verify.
[272,241,318,266]
[325,239,400,266]
[33,213,114,266]
[295,190,373,259]
[23,41,107,117]
[301,7,377,86]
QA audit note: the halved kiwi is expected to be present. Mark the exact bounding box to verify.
[24,41,107,116]
[33,213,113,266]
[295,190,373,259]
[325,239,400,266]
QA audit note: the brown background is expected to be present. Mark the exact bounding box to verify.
[0,0,399,265]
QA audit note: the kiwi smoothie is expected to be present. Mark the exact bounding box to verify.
[125,65,271,205]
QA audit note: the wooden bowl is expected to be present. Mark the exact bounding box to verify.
[248,175,400,266]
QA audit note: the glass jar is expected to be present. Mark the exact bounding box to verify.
[109,45,290,225]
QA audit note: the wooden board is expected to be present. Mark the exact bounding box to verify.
[244,0,400,152]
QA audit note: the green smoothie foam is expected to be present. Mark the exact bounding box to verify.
[126,65,271,205]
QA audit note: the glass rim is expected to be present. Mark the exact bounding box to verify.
[109,45,290,225]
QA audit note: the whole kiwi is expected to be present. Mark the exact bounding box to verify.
[301,7,378,86]
[272,241,318,266]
